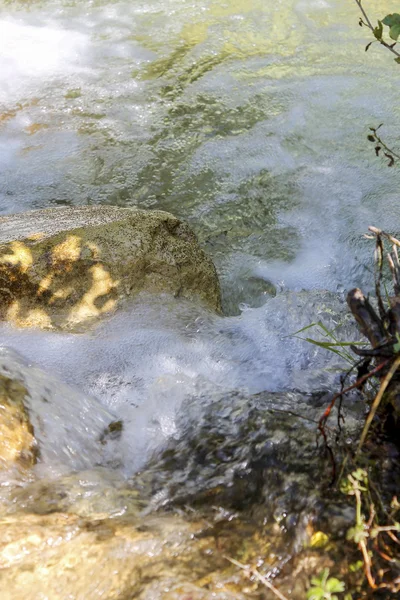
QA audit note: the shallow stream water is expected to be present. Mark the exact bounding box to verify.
[0,0,400,597]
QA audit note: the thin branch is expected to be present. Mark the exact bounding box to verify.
[224,556,290,600]
[356,354,400,456]
[355,0,400,60]
[319,359,390,432]
[370,129,400,163]
[375,233,386,320]
[318,360,390,484]
[386,530,400,545]
[355,0,374,30]
[369,227,400,249]
[388,253,400,292]
[373,525,400,534]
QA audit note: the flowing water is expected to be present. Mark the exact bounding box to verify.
[0,0,399,597]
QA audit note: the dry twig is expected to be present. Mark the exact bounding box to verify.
[224,556,289,600]
[356,354,400,456]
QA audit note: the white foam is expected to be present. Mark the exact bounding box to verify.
[0,291,358,475]
[0,19,88,104]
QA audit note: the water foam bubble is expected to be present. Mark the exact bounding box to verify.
[0,18,88,104]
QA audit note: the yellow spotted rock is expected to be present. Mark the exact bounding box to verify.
[0,375,36,473]
[0,206,221,330]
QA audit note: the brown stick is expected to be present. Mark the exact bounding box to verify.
[347,288,387,349]
[319,360,389,430]
[356,355,400,456]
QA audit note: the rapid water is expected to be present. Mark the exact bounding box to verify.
[0,0,399,477]
[0,292,359,476]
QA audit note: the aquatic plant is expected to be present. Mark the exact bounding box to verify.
[299,230,400,596]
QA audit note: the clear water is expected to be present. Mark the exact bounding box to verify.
[0,0,398,478]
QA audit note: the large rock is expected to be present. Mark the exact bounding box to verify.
[0,374,36,474]
[0,206,221,330]
[0,511,255,600]
[0,503,331,600]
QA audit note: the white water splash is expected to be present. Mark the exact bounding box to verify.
[0,290,359,475]
[0,19,88,104]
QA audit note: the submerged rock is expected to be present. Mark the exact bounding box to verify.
[0,206,221,330]
[0,510,272,600]
[138,390,349,517]
[0,374,36,475]
[0,494,335,600]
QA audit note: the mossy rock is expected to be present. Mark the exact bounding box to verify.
[0,206,221,331]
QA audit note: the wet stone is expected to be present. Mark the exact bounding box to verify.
[0,374,36,475]
[0,206,222,331]
[135,388,364,542]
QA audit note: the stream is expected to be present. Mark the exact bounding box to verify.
[0,0,400,598]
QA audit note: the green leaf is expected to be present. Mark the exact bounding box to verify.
[381,14,400,40]
[326,578,345,593]
[307,569,345,600]
[289,321,363,364]
[394,333,400,353]
[349,560,364,573]
[321,568,329,587]
[353,468,368,482]
[373,20,383,40]
[299,338,352,362]
[382,14,400,28]
[291,322,319,336]
[307,586,324,600]
[395,57,400,64]
[389,24,400,41]
[347,524,368,544]
[311,568,329,588]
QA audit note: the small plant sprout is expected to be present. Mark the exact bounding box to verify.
[341,470,400,592]
[307,568,345,600]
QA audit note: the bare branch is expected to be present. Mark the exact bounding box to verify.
[225,556,290,600]
[356,354,400,456]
